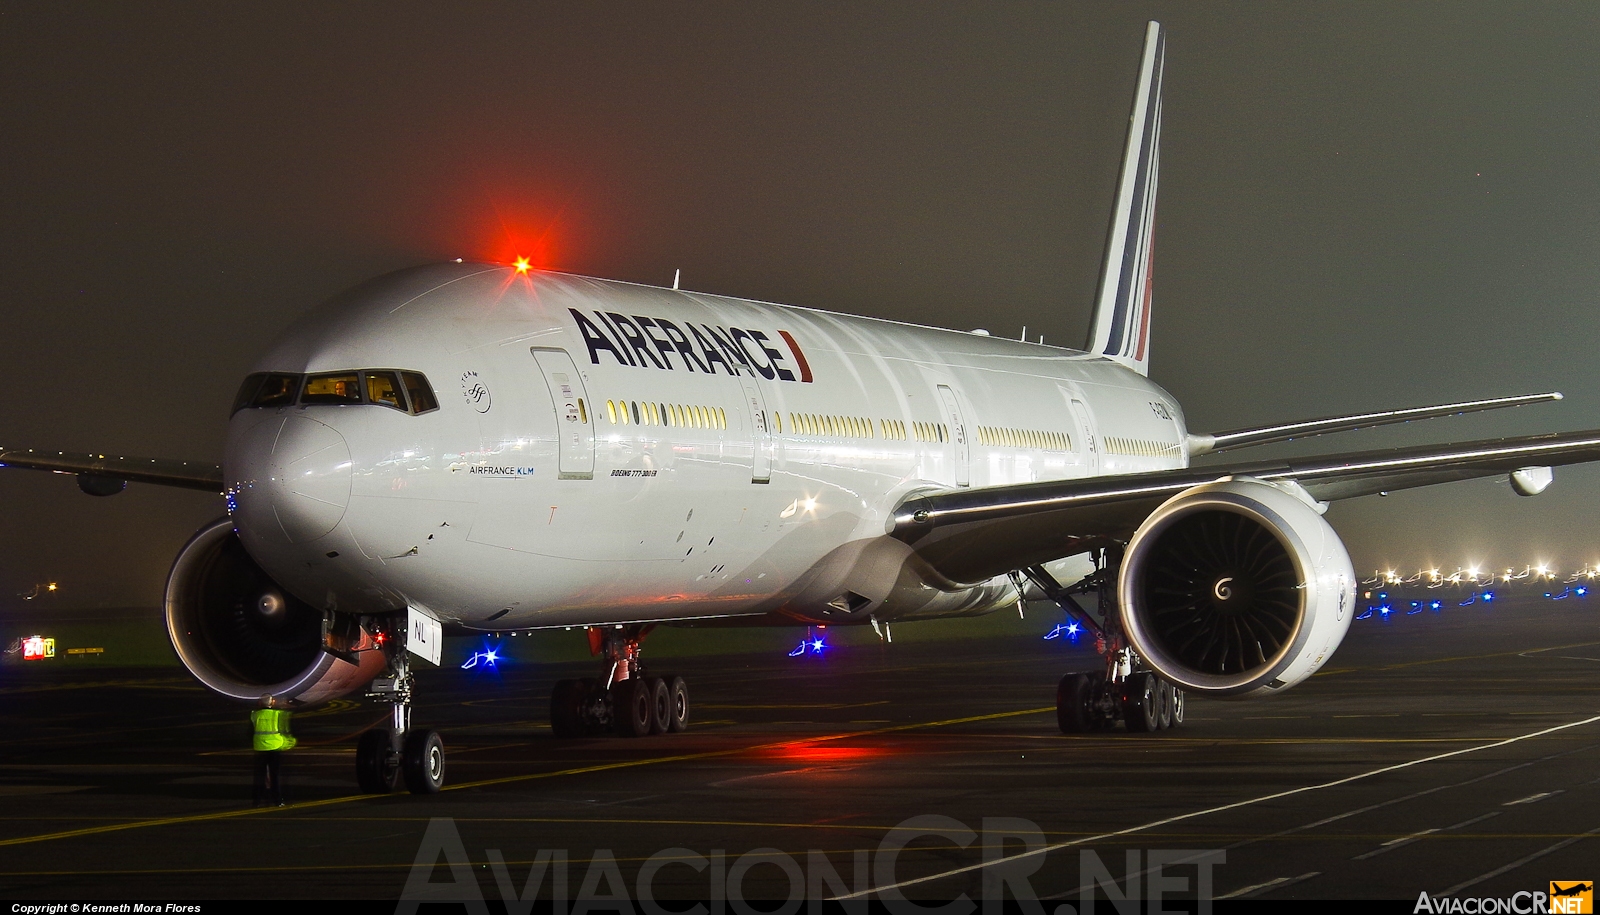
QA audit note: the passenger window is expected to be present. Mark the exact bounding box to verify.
[365,371,406,411]
[631,401,641,425]
[301,373,362,405]
[401,373,439,414]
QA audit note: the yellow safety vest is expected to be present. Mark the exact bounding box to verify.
[251,708,297,752]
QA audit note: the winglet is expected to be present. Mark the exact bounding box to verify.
[1085,20,1163,377]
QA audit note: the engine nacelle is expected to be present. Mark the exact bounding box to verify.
[1118,478,1356,698]
[165,518,386,706]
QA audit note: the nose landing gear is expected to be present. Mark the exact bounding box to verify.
[549,625,691,739]
[356,615,445,794]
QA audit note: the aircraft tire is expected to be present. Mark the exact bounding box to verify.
[550,678,583,738]
[647,677,671,735]
[612,679,653,738]
[1056,672,1093,733]
[356,729,400,794]
[577,678,610,735]
[666,675,689,732]
[1155,679,1174,730]
[1123,672,1158,733]
[1169,687,1186,727]
[402,729,445,794]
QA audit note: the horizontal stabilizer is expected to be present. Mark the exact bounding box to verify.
[0,448,222,493]
[1186,392,1563,457]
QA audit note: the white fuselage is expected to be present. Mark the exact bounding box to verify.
[225,263,1190,631]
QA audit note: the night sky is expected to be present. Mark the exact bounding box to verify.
[3,3,1598,610]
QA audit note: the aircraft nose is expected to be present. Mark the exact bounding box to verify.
[229,414,353,544]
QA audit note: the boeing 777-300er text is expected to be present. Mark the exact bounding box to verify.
[6,22,1600,794]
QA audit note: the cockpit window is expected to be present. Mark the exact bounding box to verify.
[232,369,436,414]
[401,372,439,414]
[252,374,301,408]
[233,374,266,414]
[301,372,363,405]
[365,371,405,411]
[232,373,302,414]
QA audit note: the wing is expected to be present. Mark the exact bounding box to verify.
[1185,391,1562,456]
[0,448,222,493]
[891,428,1600,586]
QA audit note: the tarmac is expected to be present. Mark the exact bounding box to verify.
[1,586,1597,905]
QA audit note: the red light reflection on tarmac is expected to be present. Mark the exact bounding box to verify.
[758,742,886,765]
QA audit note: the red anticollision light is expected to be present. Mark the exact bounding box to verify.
[513,257,532,274]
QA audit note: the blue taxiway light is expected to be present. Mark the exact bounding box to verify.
[789,628,829,657]
[460,644,503,670]
[1044,621,1083,642]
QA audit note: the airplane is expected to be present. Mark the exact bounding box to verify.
[6,21,1600,795]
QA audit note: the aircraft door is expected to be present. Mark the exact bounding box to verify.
[531,348,594,480]
[738,378,773,483]
[936,384,970,487]
[1069,398,1099,475]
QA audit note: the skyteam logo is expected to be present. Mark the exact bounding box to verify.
[568,308,814,383]
[459,371,492,413]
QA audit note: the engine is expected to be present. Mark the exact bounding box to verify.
[165,518,387,706]
[1118,478,1356,698]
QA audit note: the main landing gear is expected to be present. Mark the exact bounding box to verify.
[1017,549,1186,735]
[549,624,690,738]
[355,616,445,794]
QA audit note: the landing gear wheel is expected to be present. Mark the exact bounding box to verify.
[666,675,689,732]
[1088,673,1114,730]
[402,729,445,794]
[1155,679,1174,730]
[578,678,609,736]
[550,678,584,738]
[1123,672,1158,733]
[356,729,400,793]
[647,677,671,735]
[1169,687,1185,727]
[612,679,653,738]
[1056,672,1094,733]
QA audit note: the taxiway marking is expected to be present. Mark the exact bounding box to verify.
[836,712,1600,900]
[1439,824,1600,895]
[0,705,1054,848]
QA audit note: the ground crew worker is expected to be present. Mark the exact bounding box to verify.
[251,696,296,806]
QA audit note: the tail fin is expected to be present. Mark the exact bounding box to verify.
[1085,20,1164,376]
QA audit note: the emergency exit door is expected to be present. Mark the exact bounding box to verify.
[531,348,594,479]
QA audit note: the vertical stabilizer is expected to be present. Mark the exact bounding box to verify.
[1084,20,1163,376]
